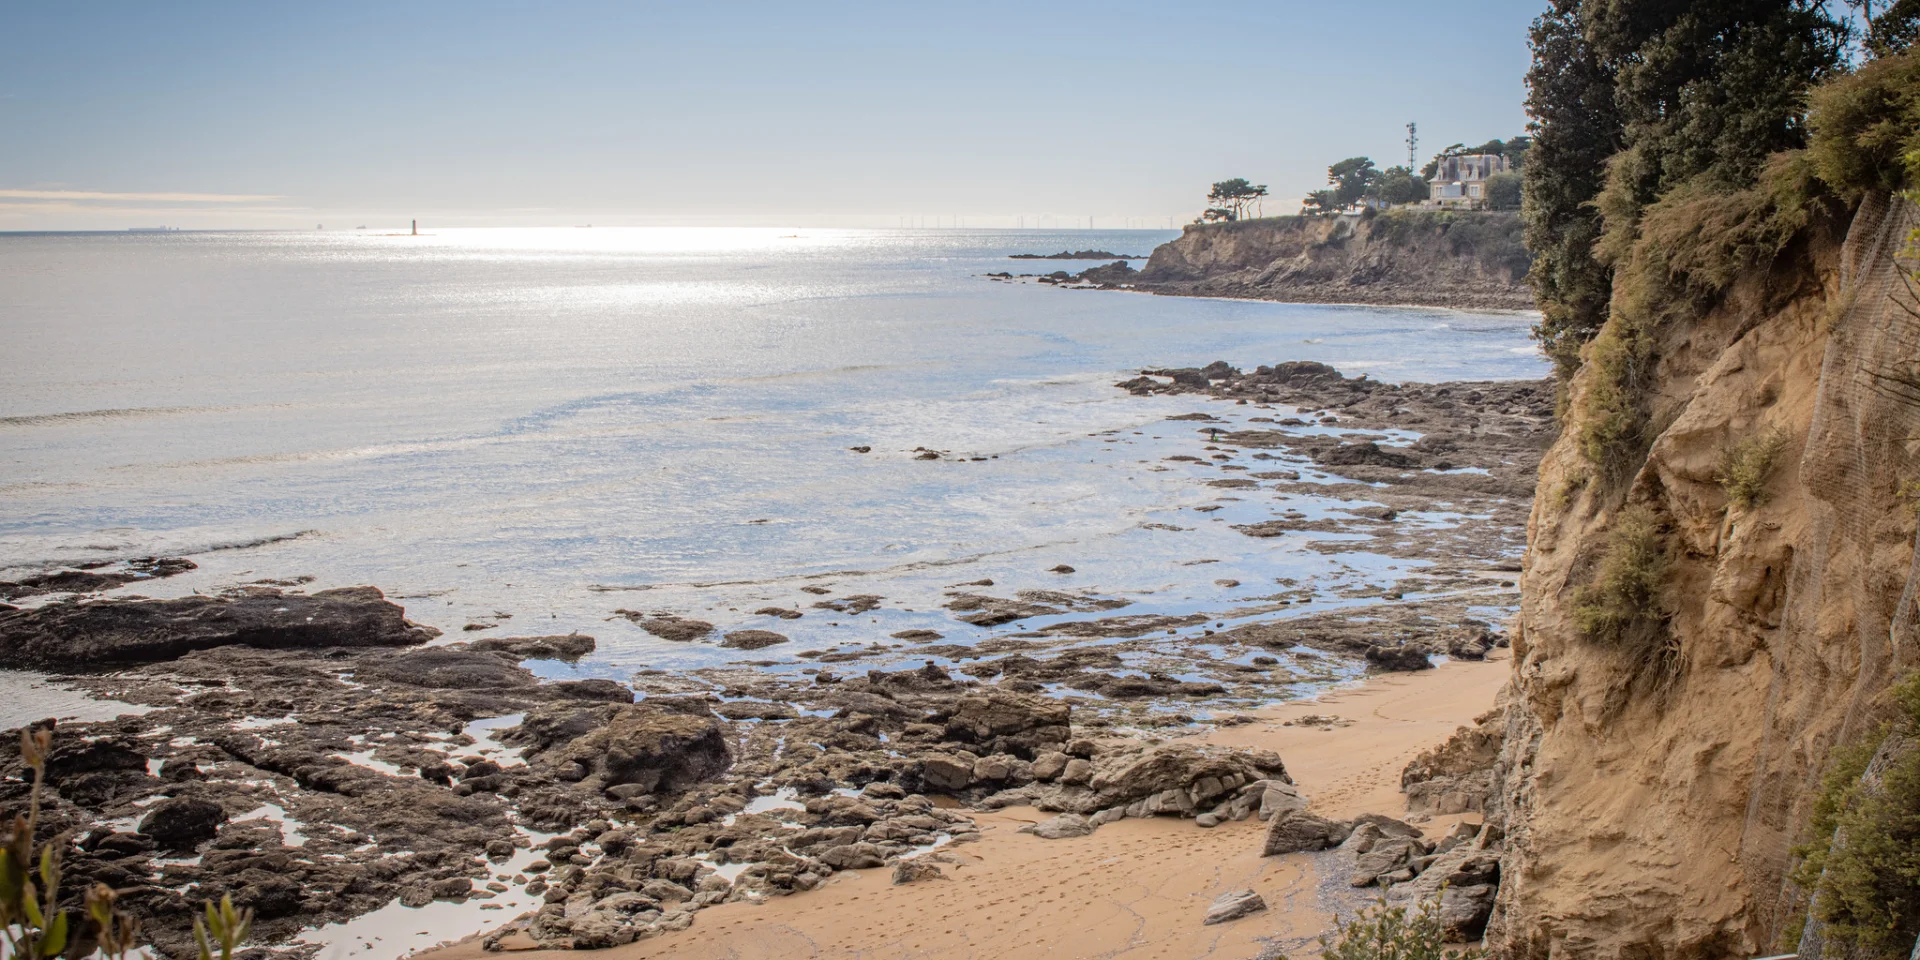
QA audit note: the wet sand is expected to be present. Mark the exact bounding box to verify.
[435,653,1508,960]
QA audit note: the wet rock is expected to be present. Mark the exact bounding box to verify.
[720,630,789,650]
[548,679,635,703]
[939,691,1070,758]
[372,648,539,689]
[944,594,1063,627]
[138,797,227,849]
[466,633,596,661]
[812,594,883,614]
[1049,565,1076,574]
[0,587,432,668]
[1204,889,1267,925]
[890,629,942,642]
[1365,644,1433,672]
[1262,810,1351,856]
[430,877,473,901]
[712,700,798,721]
[614,613,714,642]
[38,735,147,783]
[0,557,196,601]
[1314,441,1419,469]
[545,704,732,795]
[1444,626,1497,661]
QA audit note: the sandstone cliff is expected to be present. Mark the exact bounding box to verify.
[1107,211,1534,311]
[1487,192,1920,958]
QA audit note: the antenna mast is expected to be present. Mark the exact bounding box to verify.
[1406,122,1418,169]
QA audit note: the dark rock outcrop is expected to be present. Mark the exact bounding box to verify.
[0,587,433,668]
[138,797,228,849]
[544,704,732,795]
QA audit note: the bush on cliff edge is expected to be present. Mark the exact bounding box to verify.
[1789,671,1920,957]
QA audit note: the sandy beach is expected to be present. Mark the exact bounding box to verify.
[435,653,1508,960]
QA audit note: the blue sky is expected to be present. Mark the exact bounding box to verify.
[0,1,1541,229]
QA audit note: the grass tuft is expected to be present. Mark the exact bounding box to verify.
[1572,504,1670,646]
[1716,429,1790,509]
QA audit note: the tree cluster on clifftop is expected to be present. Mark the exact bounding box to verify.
[1519,0,1906,377]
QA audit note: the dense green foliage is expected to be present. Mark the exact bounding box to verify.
[1304,158,1384,215]
[1486,172,1524,211]
[1850,0,1920,59]
[1523,1,1623,376]
[1284,898,1486,960]
[1521,0,1849,378]
[1807,48,1920,200]
[1789,672,1920,957]
[1374,165,1430,205]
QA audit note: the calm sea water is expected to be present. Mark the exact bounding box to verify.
[0,227,1547,680]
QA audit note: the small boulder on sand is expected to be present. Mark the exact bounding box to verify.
[1022,813,1092,839]
[1204,889,1268,925]
[892,860,945,884]
[1262,810,1352,856]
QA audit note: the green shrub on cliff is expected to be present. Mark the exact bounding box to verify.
[1266,897,1484,960]
[1574,153,1825,478]
[1807,48,1920,200]
[1521,1,1849,378]
[1790,672,1920,957]
[1717,428,1790,509]
[1572,504,1670,648]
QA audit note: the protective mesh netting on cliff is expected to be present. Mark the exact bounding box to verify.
[1743,192,1920,944]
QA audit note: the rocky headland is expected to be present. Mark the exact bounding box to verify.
[1018,212,1535,311]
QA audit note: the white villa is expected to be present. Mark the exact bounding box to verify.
[1428,153,1511,208]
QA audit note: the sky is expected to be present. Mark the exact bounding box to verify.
[0,1,1542,230]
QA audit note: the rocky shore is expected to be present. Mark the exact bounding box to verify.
[2,359,1550,958]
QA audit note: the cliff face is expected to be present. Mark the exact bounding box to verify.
[1489,193,1920,958]
[1126,211,1534,311]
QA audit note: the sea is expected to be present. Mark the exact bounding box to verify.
[0,227,1548,720]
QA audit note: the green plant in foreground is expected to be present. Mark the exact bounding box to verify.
[3,727,251,960]
[1791,671,1920,956]
[194,895,253,960]
[1717,429,1789,509]
[1310,897,1486,960]
[2,727,75,960]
